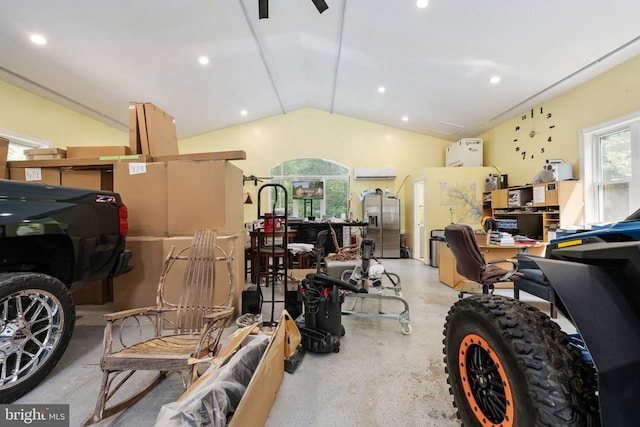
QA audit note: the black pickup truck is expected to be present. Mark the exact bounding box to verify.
[0,179,131,402]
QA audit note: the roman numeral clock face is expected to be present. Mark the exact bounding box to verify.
[512,107,555,160]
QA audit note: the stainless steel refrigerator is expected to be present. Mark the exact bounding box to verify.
[363,195,401,258]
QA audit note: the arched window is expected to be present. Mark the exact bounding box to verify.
[269,158,350,219]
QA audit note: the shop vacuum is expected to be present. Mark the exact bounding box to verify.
[296,273,364,353]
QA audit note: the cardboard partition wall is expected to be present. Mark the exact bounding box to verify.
[60,169,113,191]
[167,160,244,236]
[112,237,165,311]
[9,167,61,185]
[113,162,168,236]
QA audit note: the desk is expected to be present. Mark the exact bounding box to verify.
[438,241,546,291]
[249,230,297,284]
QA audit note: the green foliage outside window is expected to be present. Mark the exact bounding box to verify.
[269,158,349,219]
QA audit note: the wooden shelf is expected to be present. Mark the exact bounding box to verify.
[6,150,246,169]
[483,181,583,242]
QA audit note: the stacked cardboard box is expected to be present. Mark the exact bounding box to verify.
[9,167,61,185]
[24,147,67,160]
[129,101,178,157]
[113,159,244,312]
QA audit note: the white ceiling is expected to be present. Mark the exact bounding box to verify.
[1,0,640,141]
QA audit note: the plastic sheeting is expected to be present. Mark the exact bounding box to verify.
[155,335,269,427]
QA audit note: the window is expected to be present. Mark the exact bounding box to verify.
[0,130,51,161]
[580,112,640,223]
[269,158,350,219]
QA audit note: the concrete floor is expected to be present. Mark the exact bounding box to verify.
[15,259,575,426]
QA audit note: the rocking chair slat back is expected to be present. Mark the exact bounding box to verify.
[176,229,218,334]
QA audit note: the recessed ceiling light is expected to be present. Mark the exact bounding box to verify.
[240,109,248,116]
[416,0,429,9]
[377,86,386,93]
[29,34,48,45]
[489,76,501,84]
[402,116,409,122]
[198,56,210,65]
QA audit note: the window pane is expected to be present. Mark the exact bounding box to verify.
[600,182,629,222]
[325,179,348,217]
[600,129,630,182]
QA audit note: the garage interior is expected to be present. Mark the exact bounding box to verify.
[2,1,640,426]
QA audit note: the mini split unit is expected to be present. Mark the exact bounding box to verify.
[354,168,397,180]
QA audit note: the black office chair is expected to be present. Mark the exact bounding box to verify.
[444,224,522,294]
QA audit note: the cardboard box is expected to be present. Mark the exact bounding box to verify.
[61,169,113,191]
[113,162,168,236]
[129,102,143,154]
[113,237,164,311]
[283,268,317,295]
[159,312,296,427]
[66,145,131,159]
[10,167,61,185]
[167,160,243,236]
[72,279,111,305]
[143,103,178,157]
[136,104,150,155]
[0,137,8,179]
[474,229,490,245]
[24,147,67,160]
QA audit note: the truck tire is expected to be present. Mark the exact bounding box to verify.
[0,273,75,403]
[443,294,598,426]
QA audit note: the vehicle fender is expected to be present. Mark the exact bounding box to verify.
[528,254,640,426]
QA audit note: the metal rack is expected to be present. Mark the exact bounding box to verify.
[254,183,290,326]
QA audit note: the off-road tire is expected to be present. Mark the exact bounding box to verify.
[443,294,599,426]
[0,273,75,403]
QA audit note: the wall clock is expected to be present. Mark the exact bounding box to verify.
[512,107,556,161]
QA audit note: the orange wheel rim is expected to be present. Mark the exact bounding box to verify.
[458,333,514,426]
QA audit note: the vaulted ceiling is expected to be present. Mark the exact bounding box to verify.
[1,0,640,141]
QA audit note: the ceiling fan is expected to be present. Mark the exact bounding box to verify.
[259,0,329,19]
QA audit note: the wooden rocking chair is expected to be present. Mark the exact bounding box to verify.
[83,229,238,425]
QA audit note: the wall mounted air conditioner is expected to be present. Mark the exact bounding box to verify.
[354,167,397,180]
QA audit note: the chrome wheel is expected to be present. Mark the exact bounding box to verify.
[0,273,74,403]
[0,289,65,389]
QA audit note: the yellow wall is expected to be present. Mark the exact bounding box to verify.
[0,80,127,147]
[481,55,640,186]
[180,108,450,224]
[406,167,494,263]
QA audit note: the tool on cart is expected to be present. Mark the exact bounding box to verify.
[339,238,412,334]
